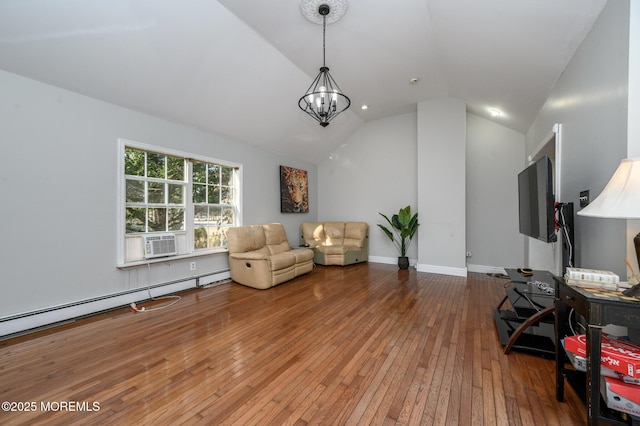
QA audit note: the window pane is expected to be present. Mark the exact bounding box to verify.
[219,227,229,246]
[168,208,185,231]
[147,152,165,179]
[193,183,206,203]
[167,156,185,181]
[148,182,165,204]
[193,161,206,183]
[148,208,167,232]
[194,205,208,224]
[168,184,184,204]
[208,226,226,247]
[215,226,229,247]
[124,148,145,176]
[208,164,220,184]
[126,179,145,203]
[208,185,220,204]
[126,207,146,233]
[194,227,208,249]
[209,206,221,223]
[221,186,231,204]
[221,207,234,225]
[221,166,233,186]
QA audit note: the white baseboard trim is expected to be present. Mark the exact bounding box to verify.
[0,271,230,339]
[199,271,232,287]
[368,256,418,267]
[370,256,468,277]
[467,264,507,274]
[416,263,467,277]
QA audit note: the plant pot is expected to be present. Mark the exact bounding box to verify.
[398,256,409,270]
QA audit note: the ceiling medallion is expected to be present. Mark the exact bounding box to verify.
[300,0,348,25]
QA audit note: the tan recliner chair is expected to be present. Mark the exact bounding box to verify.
[227,223,314,289]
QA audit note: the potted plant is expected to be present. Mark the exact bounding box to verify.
[378,205,419,269]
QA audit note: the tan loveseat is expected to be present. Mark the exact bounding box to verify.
[300,222,369,266]
[226,223,314,289]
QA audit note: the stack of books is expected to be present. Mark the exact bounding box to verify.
[565,267,619,290]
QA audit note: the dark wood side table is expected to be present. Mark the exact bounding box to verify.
[554,276,640,425]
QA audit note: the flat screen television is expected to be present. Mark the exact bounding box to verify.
[517,156,556,243]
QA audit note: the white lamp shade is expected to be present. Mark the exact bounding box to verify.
[578,158,640,219]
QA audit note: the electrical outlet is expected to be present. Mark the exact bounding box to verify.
[190,261,196,271]
[580,190,590,207]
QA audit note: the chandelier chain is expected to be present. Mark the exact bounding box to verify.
[322,14,326,67]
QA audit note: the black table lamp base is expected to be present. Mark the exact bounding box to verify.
[623,233,640,298]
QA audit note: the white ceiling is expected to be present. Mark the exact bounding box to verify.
[0,0,607,164]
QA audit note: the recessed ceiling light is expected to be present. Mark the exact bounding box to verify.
[409,77,419,85]
[361,105,368,110]
[490,108,502,117]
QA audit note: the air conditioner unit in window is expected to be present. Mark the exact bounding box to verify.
[143,234,177,259]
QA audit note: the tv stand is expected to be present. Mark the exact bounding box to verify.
[492,268,556,357]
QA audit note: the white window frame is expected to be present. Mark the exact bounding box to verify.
[116,138,243,266]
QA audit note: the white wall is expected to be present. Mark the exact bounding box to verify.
[417,98,467,276]
[318,112,418,263]
[466,113,525,272]
[0,70,317,333]
[526,0,630,277]
[627,1,640,275]
[318,106,525,274]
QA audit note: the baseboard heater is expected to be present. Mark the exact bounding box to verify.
[0,270,230,340]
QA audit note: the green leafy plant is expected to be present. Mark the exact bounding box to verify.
[378,205,419,257]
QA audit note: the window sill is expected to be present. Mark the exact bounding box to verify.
[116,248,228,270]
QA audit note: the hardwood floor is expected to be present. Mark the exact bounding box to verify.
[0,263,585,425]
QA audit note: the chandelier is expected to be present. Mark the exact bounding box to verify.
[298,1,350,127]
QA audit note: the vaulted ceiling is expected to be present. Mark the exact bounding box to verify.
[0,0,607,164]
